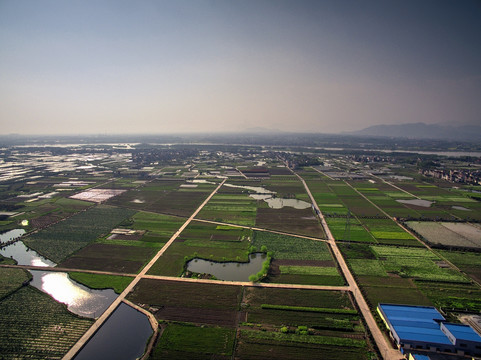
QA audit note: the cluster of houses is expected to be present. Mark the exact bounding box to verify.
[420,168,481,185]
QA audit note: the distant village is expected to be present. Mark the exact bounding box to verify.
[420,168,481,185]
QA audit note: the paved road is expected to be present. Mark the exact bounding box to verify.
[293,171,402,360]
[62,179,226,360]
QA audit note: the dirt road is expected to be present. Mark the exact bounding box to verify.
[294,171,402,360]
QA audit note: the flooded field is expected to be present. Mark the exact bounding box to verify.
[225,183,311,209]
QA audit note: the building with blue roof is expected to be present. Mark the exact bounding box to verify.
[377,303,481,357]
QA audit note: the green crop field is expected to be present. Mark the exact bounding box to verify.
[151,323,235,359]
[0,267,31,299]
[0,286,93,360]
[23,205,136,263]
[68,272,133,293]
[252,232,333,261]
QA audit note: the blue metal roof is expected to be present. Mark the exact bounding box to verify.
[443,323,481,343]
[378,304,451,345]
[411,355,431,360]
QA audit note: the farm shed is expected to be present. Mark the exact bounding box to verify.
[377,303,481,357]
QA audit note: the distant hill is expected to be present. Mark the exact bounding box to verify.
[244,127,284,134]
[349,122,481,141]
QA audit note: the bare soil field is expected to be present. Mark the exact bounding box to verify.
[406,221,481,248]
[59,243,156,273]
[154,307,238,327]
[256,207,325,238]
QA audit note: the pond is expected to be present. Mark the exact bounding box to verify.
[396,199,434,208]
[30,270,117,318]
[250,194,311,209]
[225,183,311,209]
[74,302,153,360]
[186,252,266,281]
[0,233,117,318]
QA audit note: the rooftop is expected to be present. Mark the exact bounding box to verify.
[443,323,481,343]
[378,304,451,345]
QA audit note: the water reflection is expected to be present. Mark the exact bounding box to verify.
[0,240,55,267]
[30,271,117,318]
[250,194,311,209]
[74,302,153,360]
[225,183,311,209]
[186,253,266,281]
[0,233,117,319]
[0,228,26,243]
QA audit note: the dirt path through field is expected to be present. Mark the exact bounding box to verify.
[192,218,327,242]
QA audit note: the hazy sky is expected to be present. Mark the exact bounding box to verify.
[1,0,480,135]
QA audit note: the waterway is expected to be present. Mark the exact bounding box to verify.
[186,252,266,281]
[74,302,153,360]
[0,230,117,318]
[319,147,481,158]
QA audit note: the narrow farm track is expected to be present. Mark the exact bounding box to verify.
[62,179,227,360]
[292,170,403,360]
[192,218,328,242]
[0,264,137,277]
[141,274,350,291]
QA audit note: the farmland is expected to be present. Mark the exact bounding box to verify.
[406,221,481,249]
[23,205,136,263]
[0,286,93,359]
[0,139,480,359]
[151,323,235,359]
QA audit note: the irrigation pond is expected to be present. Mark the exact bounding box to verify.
[186,252,267,281]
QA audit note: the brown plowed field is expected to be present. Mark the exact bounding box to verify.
[58,243,156,273]
[255,208,325,238]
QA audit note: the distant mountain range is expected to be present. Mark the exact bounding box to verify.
[349,122,481,141]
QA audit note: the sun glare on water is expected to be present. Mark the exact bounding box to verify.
[41,272,91,306]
